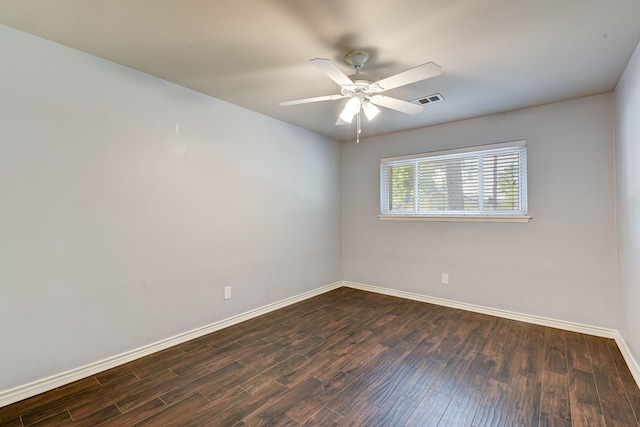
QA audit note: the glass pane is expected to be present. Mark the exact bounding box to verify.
[418,157,479,211]
[388,164,415,211]
[482,153,520,210]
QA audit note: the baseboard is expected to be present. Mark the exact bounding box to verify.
[0,281,343,408]
[342,280,640,389]
[614,331,640,388]
[3,280,639,408]
[343,281,617,337]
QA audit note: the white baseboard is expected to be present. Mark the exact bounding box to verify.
[3,280,639,409]
[614,331,640,388]
[0,281,343,408]
[342,281,618,337]
[342,280,640,388]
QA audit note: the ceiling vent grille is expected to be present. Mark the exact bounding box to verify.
[411,93,444,105]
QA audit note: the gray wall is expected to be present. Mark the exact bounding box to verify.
[342,94,618,328]
[615,40,640,367]
[0,25,342,391]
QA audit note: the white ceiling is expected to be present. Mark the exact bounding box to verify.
[2,0,640,142]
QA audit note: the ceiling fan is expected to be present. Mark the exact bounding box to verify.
[279,50,441,142]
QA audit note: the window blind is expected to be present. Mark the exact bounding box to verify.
[380,141,528,218]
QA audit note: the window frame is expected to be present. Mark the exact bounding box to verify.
[379,140,531,223]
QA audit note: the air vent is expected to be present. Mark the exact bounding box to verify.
[411,93,444,105]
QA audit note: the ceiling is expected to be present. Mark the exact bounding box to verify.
[2,0,640,142]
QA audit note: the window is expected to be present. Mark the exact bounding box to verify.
[380,141,530,222]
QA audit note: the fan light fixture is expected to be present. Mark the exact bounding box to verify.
[279,50,442,143]
[339,96,362,123]
[362,101,380,121]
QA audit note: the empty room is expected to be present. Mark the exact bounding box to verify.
[2,1,640,426]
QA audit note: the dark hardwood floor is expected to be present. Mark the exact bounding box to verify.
[1,287,639,426]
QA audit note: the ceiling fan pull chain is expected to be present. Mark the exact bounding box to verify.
[356,112,361,144]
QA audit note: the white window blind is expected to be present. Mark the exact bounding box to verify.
[380,141,529,221]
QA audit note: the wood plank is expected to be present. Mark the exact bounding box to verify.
[95,347,184,384]
[539,370,570,423]
[453,332,487,362]
[285,371,355,424]
[325,369,389,415]
[490,323,527,385]
[300,407,343,426]
[240,353,309,393]
[568,368,606,427]
[472,379,513,427]
[507,375,542,427]
[628,393,640,426]
[605,339,640,407]
[331,341,388,378]
[177,386,251,427]
[404,389,451,426]
[538,412,572,427]
[583,335,614,367]
[400,336,438,368]
[543,329,568,375]
[515,339,545,383]
[592,363,638,426]
[115,364,210,413]
[11,378,101,426]
[365,363,418,408]
[200,356,279,402]
[67,373,140,420]
[158,362,240,407]
[401,358,447,402]
[69,404,120,427]
[338,400,380,426]
[132,393,209,427]
[566,341,592,373]
[463,353,497,392]
[28,410,72,427]
[151,344,222,377]
[95,398,166,427]
[197,380,288,427]
[430,356,472,397]
[361,395,417,426]
[437,384,484,427]
[242,377,322,427]
[598,397,639,427]
[1,418,23,427]
[518,325,546,382]
[365,339,415,373]
[425,335,463,363]
[21,389,99,426]
[203,339,273,372]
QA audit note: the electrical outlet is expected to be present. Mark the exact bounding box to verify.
[441,273,449,284]
[224,286,231,300]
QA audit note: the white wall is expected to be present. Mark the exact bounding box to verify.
[615,40,640,366]
[0,25,342,391]
[343,94,618,328]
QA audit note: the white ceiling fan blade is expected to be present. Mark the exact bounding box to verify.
[279,94,346,106]
[338,97,362,124]
[373,62,441,92]
[310,58,355,87]
[335,117,349,126]
[362,101,381,121]
[369,95,424,115]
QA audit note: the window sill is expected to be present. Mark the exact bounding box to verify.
[378,215,532,223]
